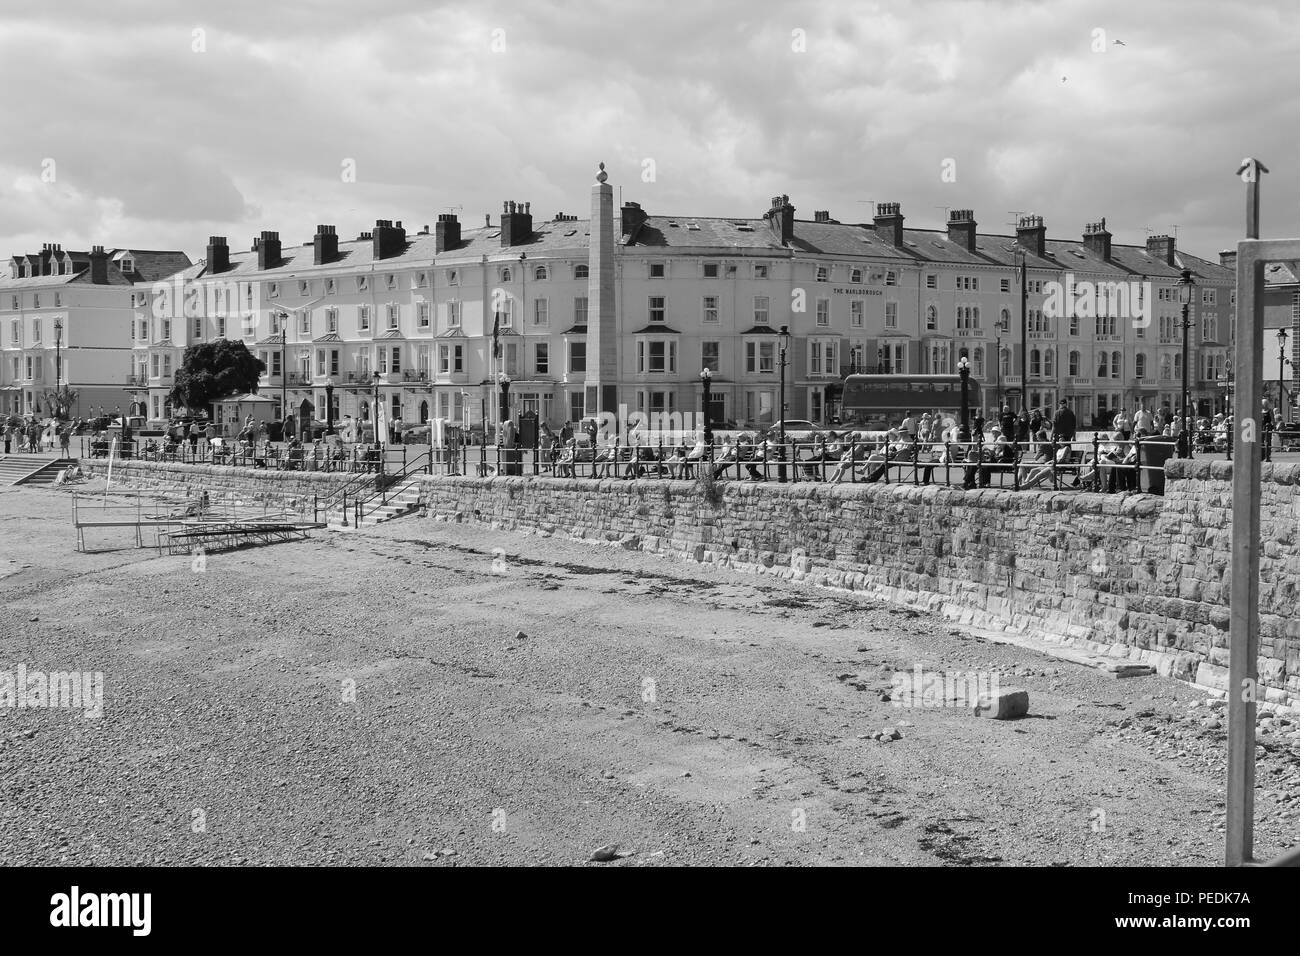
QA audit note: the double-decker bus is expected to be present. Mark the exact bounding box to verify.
[841,373,985,432]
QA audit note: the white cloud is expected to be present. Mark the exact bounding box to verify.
[0,0,1295,260]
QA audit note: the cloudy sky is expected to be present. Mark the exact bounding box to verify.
[0,0,1294,264]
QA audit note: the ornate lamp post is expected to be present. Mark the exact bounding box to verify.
[53,318,63,419]
[1279,327,1289,421]
[958,355,971,431]
[1177,268,1196,458]
[700,367,713,445]
[1015,249,1028,415]
[994,315,1007,414]
[778,325,789,443]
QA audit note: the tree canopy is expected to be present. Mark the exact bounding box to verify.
[169,340,266,414]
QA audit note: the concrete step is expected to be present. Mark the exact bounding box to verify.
[21,459,79,485]
[0,456,75,486]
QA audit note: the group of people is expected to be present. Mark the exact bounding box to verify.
[4,417,73,456]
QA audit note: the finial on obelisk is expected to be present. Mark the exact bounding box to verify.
[596,162,608,184]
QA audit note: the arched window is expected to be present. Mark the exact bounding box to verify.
[926,305,937,330]
[534,265,547,281]
[1111,350,1122,378]
[999,347,1010,376]
[1044,347,1054,376]
[1000,307,1010,330]
[501,267,512,283]
[1135,353,1146,379]
[1098,352,1109,378]
[1173,354,1183,378]
[1069,351,1081,376]
[1030,349,1041,376]
[1160,355,1172,381]
[574,263,589,279]
[851,268,863,284]
[974,347,985,378]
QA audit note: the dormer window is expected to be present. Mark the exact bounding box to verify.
[120,257,134,273]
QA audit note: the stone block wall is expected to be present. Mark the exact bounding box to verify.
[78,458,361,517]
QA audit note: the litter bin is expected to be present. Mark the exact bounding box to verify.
[1139,436,1178,495]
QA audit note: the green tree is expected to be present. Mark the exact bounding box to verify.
[169,340,266,416]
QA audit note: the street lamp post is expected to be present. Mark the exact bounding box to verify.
[700,367,713,446]
[1277,328,1288,425]
[958,355,971,431]
[53,318,63,419]
[371,370,382,476]
[1178,268,1196,458]
[778,325,789,443]
[994,317,1007,414]
[1015,250,1028,415]
[276,310,289,428]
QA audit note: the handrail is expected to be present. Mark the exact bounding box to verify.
[504,435,1179,493]
[352,450,433,525]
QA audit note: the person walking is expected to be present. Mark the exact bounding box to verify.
[188,421,200,453]
[58,422,70,457]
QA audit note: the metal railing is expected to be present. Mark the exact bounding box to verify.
[477,434,1180,494]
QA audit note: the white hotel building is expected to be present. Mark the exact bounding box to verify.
[130,165,1236,432]
[0,245,191,420]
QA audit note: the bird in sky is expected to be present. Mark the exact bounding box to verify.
[1114,39,1126,46]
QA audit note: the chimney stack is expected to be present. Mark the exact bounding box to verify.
[764,194,796,245]
[1015,214,1046,258]
[946,208,977,253]
[372,219,407,260]
[256,230,282,271]
[1082,218,1112,261]
[434,213,461,254]
[500,200,534,247]
[88,245,109,284]
[620,201,648,243]
[1219,250,1237,270]
[813,210,839,224]
[206,236,230,274]
[873,202,905,247]
[1146,234,1176,266]
[313,225,338,266]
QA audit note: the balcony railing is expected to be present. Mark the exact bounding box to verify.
[839,364,891,376]
[403,370,429,383]
[125,374,146,387]
[287,372,310,386]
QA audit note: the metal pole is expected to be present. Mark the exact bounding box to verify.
[1226,156,1267,868]
[1181,301,1191,458]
